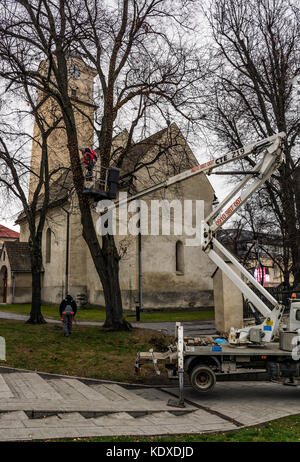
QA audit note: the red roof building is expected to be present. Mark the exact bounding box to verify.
[0,224,20,244]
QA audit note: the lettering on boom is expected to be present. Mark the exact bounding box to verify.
[215,147,245,165]
[215,196,242,227]
[191,159,214,173]
[190,145,246,174]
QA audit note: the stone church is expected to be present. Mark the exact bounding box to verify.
[1,57,216,310]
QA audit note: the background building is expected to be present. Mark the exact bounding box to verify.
[217,228,293,288]
[0,225,21,303]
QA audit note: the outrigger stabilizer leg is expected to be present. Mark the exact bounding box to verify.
[168,323,185,408]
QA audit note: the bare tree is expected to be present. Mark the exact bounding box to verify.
[0,0,206,329]
[0,81,65,323]
[230,196,293,288]
[203,0,300,287]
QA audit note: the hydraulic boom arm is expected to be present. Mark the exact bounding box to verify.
[102,132,286,343]
[112,133,285,211]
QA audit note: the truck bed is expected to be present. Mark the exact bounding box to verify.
[184,342,292,357]
[138,342,293,362]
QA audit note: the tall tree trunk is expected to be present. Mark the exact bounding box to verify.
[27,240,46,324]
[64,127,131,330]
[102,234,131,330]
[280,162,300,289]
[292,165,300,288]
[53,47,131,330]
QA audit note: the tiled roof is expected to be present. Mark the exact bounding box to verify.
[16,169,72,223]
[17,123,196,221]
[0,225,19,239]
[119,126,170,175]
[4,241,31,272]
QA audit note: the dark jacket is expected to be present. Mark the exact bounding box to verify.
[59,296,77,317]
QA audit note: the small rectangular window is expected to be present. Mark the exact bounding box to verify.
[46,228,51,263]
[176,241,184,274]
[71,89,77,98]
[296,310,300,322]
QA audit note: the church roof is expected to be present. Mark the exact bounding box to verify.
[0,225,19,239]
[116,123,199,179]
[17,123,205,222]
[4,241,32,272]
[16,169,73,223]
[120,126,170,175]
[39,169,73,208]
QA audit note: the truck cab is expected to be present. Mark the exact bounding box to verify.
[289,295,300,332]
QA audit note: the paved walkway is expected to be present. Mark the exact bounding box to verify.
[0,370,299,441]
[0,310,216,336]
[1,311,299,441]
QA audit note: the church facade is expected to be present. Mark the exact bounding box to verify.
[13,57,216,310]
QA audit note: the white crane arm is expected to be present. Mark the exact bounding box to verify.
[98,131,286,342]
[112,132,285,210]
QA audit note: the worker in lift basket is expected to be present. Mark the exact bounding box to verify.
[59,295,77,337]
[80,147,98,180]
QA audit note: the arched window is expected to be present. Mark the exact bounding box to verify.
[46,228,52,263]
[176,240,184,274]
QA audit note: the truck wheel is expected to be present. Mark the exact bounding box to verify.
[190,365,216,393]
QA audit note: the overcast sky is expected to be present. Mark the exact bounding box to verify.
[0,1,230,233]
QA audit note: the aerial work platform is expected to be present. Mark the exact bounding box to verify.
[82,165,120,201]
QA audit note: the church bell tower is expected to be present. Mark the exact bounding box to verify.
[28,56,97,201]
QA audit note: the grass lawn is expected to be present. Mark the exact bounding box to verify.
[0,304,214,323]
[45,414,300,442]
[0,319,171,384]
[0,319,299,442]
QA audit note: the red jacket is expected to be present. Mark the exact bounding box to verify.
[83,148,97,164]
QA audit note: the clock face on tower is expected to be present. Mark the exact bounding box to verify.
[69,64,81,79]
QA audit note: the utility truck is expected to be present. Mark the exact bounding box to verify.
[86,132,300,399]
[127,132,300,398]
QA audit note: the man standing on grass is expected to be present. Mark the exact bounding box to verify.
[59,295,77,337]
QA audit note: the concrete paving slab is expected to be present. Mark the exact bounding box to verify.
[133,388,174,402]
[0,397,196,413]
[93,417,140,427]
[106,426,160,436]
[163,382,300,427]
[57,412,87,422]
[0,370,299,441]
[99,412,135,420]
[0,428,40,441]
[71,427,115,437]
[0,411,28,420]
[46,378,91,401]
[101,383,154,404]
[22,418,65,428]
[3,373,38,400]
[89,384,129,401]
[58,378,110,401]
[0,420,25,428]
[31,427,82,440]
[23,418,97,429]
[0,374,14,399]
